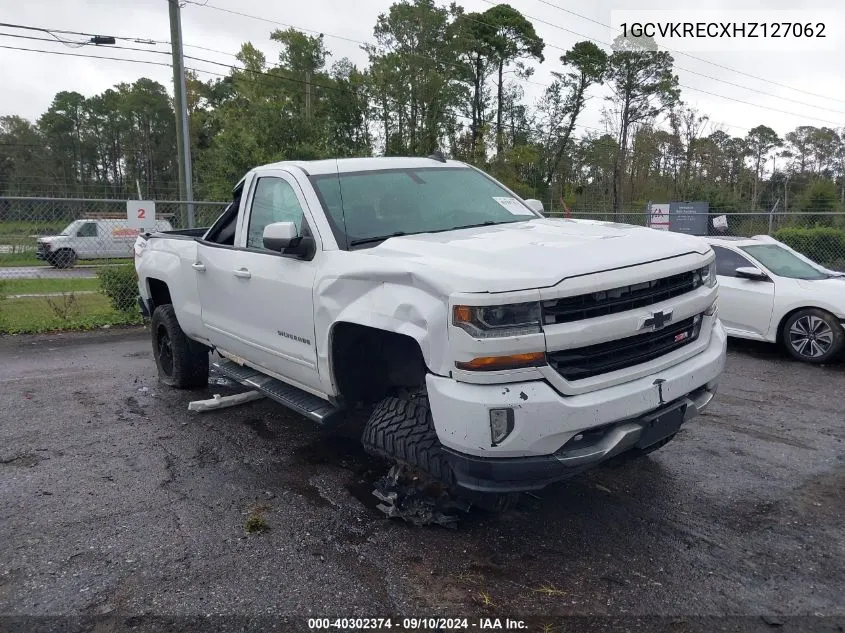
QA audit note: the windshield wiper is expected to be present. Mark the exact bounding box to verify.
[428,220,508,234]
[349,231,408,246]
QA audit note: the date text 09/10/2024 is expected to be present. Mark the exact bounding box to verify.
[307,618,527,630]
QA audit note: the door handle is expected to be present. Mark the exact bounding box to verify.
[191,262,206,272]
[233,268,251,279]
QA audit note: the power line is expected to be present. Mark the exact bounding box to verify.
[3,34,761,156]
[0,21,746,140]
[185,0,845,127]
[2,26,574,136]
[0,32,174,57]
[677,84,844,125]
[526,0,845,106]
[181,0,554,89]
[0,21,252,62]
[0,21,91,48]
[475,0,845,121]
[1,22,820,142]
[0,43,174,67]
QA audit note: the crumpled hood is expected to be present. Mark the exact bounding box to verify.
[361,218,711,293]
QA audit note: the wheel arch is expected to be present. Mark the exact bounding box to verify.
[328,321,431,406]
[315,277,450,397]
[146,277,172,310]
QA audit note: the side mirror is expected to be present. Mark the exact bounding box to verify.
[735,266,768,281]
[263,222,297,252]
[524,199,544,214]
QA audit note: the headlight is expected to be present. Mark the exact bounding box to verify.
[453,302,542,338]
[696,261,717,288]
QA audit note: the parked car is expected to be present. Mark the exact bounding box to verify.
[37,218,173,268]
[135,156,726,503]
[706,235,845,363]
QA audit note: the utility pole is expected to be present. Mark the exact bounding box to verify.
[168,0,195,228]
[305,71,312,120]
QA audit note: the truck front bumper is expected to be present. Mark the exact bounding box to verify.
[426,321,726,493]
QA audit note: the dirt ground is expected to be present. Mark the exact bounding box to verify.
[1,327,843,632]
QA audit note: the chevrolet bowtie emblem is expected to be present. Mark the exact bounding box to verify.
[642,309,673,331]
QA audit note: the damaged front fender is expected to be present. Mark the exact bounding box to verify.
[315,269,453,396]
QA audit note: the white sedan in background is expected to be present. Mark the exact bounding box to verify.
[705,235,845,364]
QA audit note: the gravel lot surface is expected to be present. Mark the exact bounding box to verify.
[1,328,842,632]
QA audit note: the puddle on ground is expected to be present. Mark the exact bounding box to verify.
[347,465,389,512]
[285,479,334,508]
[292,433,388,513]
[294,434,370,467]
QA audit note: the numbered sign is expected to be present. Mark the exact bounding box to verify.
[127,200,156,230]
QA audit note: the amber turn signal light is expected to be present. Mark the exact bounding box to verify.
[455,352,546,371]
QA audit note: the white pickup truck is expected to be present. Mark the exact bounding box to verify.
[135,156,726,498]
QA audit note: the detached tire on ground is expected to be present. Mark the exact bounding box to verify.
[781,308,844,364]
[151,304,209,389]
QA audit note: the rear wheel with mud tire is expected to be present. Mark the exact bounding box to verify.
[151,304,209,389]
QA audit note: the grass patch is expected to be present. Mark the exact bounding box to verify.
[0,221,66,236]
[244,505,271,534]
[0,292,142,334]
[0,252,41,266]
[1,278,101,295]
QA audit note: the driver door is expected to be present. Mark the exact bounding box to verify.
[199,171,321,392]
[712,245,775,338]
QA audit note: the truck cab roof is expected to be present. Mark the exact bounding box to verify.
[256,156,468,177]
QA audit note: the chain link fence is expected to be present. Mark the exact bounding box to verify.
[0,197,226,333]
[547,210,845,272]
[1,195,843,333]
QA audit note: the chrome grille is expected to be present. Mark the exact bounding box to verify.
[543,270,699,324]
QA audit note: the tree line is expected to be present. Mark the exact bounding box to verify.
[1,0,844,220]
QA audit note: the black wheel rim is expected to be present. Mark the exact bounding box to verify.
[157,325,174,376]
[789,315,834,358]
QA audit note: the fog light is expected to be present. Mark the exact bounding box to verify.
[489,408,514,446]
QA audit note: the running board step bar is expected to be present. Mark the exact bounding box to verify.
[212,359,340,424]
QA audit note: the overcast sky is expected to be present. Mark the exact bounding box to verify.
[2,0,844,142]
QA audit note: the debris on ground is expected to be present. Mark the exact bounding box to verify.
[187,391,264,413]
[372,464,470,528]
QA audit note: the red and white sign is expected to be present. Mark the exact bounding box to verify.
[649,203,670,231]
[127,200,155,230]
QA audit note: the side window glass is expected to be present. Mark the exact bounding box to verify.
[77,222,97,237]
[247,177,305,250]
[712,245,753,277]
